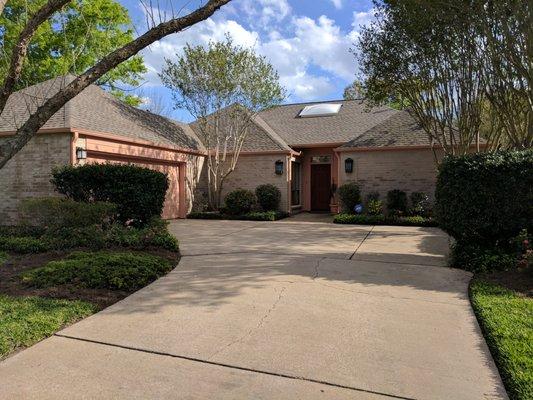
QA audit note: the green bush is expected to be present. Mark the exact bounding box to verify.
[51,164,169,226]
[255,184,281,211]
[435,150,533,243]
[19,198,116,231]
[333,213,437,227]
[0,225,45,238]
[187,211,288,221]
[365,192,383,216]
[386,189,408,216]
[451,241,518,273]
[409,192,431,217]
[224,189,256,215]
[0,237,49,254]
[22,251,173,291]
[338,182,361,213]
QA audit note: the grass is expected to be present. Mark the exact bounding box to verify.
[0,251,7,265]
[22,251,173,291]
[0,294,96,359]
[470,280,533,400]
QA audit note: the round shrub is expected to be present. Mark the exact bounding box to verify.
[435,150,533,243]
[409,192,431,217]
[51,164,169,226]
[224,189,256,215]
[386,189,408,216]
[255,184,281,211]
[338,182,361,213]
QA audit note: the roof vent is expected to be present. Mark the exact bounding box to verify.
[299,103,342,118]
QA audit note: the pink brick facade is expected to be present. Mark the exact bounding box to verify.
[0,133,71,223]
[337,147,440,202]
[217,153,291,213]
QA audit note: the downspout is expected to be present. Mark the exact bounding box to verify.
[70,131,79,165]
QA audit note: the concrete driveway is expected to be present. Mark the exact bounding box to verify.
[0,216,507,399]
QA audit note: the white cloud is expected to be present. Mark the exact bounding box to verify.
[137,3,371,102]
[238,0,291,29]
[330,0,343,10]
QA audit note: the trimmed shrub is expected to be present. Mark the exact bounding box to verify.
[187,211,289,221]
[0,236,49,253]
[365,192,383,216]
[224,189,256,215]
[333,213,437,227]
[19,198,116,231]
[409,192,431,217]
[255,184,281,211]
[338,182,361,213]
[451,241,518,273]
[51,164,169,226]
[435,150,533,243]
[386,189,408,216]
[22,251,172,291]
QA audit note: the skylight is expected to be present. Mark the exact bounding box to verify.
[299,103,342,118]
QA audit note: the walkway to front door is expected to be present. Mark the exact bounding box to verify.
[311,163,331,211]
[0,218,507,399]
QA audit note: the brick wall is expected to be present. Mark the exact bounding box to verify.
[203,154,290,212]
[0,133,71,223]
[338,148,440,203]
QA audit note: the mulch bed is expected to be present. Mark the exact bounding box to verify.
[0,248,180,310]
[477,269,533,298]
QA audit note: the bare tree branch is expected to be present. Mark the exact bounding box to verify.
[0,0,231,169]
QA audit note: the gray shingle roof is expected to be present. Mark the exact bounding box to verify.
[189,108,292,152]
[0,75,204,151]
[340,109,431,148]
[258,99,398,146]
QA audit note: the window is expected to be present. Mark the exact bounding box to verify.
[291,161,301,206]
[299,103,342,118]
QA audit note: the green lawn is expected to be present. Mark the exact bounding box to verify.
[470,280,533,400]
[0,295,96,359]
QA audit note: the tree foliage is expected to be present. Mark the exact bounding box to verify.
[0,0,146,106]
[160,36,285,209]
[356,0,532,155]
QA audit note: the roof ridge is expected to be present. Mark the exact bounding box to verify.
[253,114,291,151]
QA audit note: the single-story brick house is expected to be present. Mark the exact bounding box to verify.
[0,76,440,222]
[0,76,205,223]
[213,100,440,214]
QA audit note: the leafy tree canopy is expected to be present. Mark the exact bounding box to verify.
[0,0,146,106]
[160,35,286,118]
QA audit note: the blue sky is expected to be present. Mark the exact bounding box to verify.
[119,0,375,121]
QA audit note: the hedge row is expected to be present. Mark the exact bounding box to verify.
[333,213,437,227]
[187,211,289,221]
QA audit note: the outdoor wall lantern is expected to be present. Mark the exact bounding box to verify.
[275,160,284,175]
[345,158,354,173]
[76,147,87,160]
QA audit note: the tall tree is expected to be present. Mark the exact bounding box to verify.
[0,0,231,169]
[356,0,532,154]
[0,0,146,106]
[160,36,286,209]
[357,1,486,155]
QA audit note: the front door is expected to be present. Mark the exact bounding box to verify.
[311,164,331,211]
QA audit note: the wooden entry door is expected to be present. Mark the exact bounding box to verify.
[311,164,331,211]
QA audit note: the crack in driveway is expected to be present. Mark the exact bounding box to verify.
[207,286,288,361]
